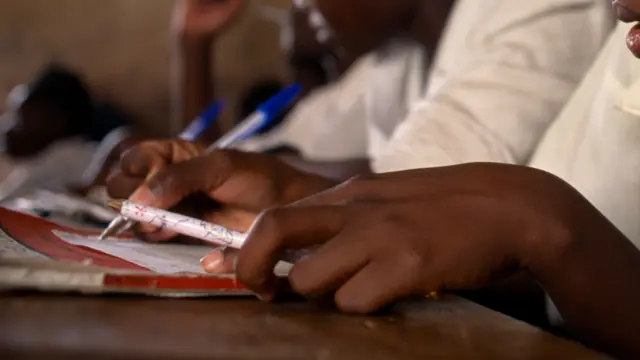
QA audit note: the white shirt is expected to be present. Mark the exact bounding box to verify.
[530,23,640,247]
[238,40,427,161]
[372,0,614,172]
[0,109,128,203]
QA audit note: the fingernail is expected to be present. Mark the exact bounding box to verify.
[129,186,157,205]
[200,254,223,272]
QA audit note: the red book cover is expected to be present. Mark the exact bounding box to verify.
[0,208,255,296]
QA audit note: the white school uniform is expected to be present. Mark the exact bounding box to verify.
[237,40,427,161]
[372,0,614,172]
[0,110,129,202]
[0,138,95,202]
[530,23,640,248]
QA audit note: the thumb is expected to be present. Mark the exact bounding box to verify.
[129,150,233,210]
[201,247,237,274]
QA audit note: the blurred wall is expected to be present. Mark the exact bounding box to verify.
[0,0,289,136]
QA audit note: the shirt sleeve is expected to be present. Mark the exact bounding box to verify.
[373,0,615,173]
[237,55,374,161]
[81,126,131,185]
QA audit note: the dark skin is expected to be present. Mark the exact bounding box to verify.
[108,142,335,238]
[171,0,245,139]
[235,165,640,360]
[104,2,640,358]
[172,0,350,141]
[109,149,640,359]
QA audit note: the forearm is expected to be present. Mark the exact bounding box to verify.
[171,34,216,138]
[531,201,640,359]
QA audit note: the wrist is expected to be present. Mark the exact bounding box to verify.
[520,211,576,274]
[174,30,215,50]
[514,174,582,274]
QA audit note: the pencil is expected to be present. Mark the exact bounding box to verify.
[107,199,305,263]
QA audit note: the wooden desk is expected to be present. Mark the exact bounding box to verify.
[0,294,609,360]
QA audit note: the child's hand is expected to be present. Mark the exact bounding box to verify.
[106,141,336,241]
[225,164,580,312]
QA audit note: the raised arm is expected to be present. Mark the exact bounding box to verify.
[170,0,244,138]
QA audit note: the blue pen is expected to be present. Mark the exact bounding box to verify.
[180,100,224,141]
[99,85,301,239]
[209,83,302,150]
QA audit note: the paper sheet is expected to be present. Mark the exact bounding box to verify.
[52,231,211,274]
[0,227,48,260]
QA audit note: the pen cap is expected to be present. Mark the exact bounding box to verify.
[256,83,302,129]
[180,101,224,141]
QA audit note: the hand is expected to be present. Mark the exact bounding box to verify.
[107,140,205,201]
[106,140,336,242]
[209,163,581,312]
[172,0,245,40]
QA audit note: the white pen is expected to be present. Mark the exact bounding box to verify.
[98,84,301,240]
[107,199,306,263]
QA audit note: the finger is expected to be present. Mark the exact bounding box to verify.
[106,169,143,199]
[201,247,237,274]
[290,171,456,209]
[288,175,394,208]
[333,260,416,314]
[236,205,345,299]
[129,150,232,208]
[120,140,203,179]
[288,230,370,298]
[119,142,169,178]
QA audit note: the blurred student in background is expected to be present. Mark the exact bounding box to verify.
[170,0,613,179]
[171,0,329,139]
[115,0,613,191]
[171,0,432,163]
[0,65,138,202]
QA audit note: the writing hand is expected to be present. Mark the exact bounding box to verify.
[107,140,336,242]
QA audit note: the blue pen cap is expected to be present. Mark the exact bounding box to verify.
[199,101,225,128]
[180,100,224,141]
[256,83,302,127]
